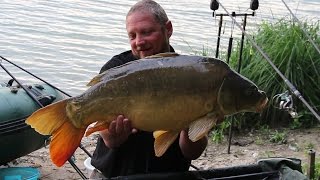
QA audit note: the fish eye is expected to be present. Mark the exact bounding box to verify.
[245,86,257,96]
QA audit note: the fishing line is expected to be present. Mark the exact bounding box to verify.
[281,0,320,55]
[216,1,320,122]
[0,56,71,97]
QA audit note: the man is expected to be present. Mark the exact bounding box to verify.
[91,0,208,178]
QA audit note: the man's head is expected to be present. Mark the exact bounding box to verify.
[126,0,173,59]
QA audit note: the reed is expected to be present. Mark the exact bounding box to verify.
[230,18,320,127]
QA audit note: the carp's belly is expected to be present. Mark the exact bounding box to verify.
[125,94,215,131]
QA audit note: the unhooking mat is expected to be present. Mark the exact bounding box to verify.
[109,157,309,180]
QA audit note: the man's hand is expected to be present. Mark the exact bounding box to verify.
[100,115,137,148]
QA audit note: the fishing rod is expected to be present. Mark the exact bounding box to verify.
[0,56,71,97]
[281,0,320,55]
[216,1,320,122]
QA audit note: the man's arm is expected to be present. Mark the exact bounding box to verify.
[179,130,208,160]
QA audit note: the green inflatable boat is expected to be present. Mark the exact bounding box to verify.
[0,83,65,165]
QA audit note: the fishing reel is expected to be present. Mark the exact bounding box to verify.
[272,91,298,118]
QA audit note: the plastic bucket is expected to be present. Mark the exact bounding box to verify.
[0,167,40,180]
[83,157,95,176]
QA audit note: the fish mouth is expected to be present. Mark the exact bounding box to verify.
[256,97,269,112]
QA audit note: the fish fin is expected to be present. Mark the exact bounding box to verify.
[87,73,103,86]
[153,131,179,157]
[26,99,86,167]
[85,121,109,137]
[145,52,180,59]
[188,113,218,142]
[50,121,86,167]
[26,99,69,135]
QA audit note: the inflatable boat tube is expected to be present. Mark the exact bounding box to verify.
[0,83,65,165]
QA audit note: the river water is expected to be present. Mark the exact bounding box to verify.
[0,0,318,95]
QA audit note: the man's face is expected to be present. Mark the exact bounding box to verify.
[126,11,172,59]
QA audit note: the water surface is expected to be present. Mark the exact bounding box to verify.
[0,0,318,95]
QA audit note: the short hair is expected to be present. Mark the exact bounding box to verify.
[127,0,169,27]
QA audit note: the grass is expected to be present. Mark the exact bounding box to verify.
[210,119,231,143]
[196,18,319,148]
[256,126,288,144]
[229,18,320,128]
[302,157,320,180]
[269,130,287,144]
[304,143,315,150]
[254,136,263,145]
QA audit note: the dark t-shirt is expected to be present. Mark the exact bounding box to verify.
[91,49,191,178]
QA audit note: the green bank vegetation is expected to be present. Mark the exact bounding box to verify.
[209,18,319,179]
[194,18,319,142]
[229,18,320,129]
[208,18,319,140]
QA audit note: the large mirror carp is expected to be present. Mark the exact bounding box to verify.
[26,53,268,167]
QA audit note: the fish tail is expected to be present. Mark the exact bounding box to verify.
[26,100,69,135]
[26,99,86,167]
[50,119,86,167]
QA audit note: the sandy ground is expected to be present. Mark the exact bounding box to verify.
[2,127,320,179]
